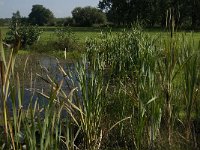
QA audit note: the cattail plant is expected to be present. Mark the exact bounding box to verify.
[0,29,20,143]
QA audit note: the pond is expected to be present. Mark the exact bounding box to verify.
[4,53,77,110]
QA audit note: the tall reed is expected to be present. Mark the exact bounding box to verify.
[0,29,20,143]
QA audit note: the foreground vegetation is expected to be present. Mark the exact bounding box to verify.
[1,24,200,149]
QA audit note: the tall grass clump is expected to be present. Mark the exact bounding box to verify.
[85,27,163,149]
[85,26,200,149]
[178,36,200,145]
[86,28,141,77]
[0,29,20,144]
[58,51,108,149]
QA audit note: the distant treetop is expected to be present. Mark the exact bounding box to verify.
[29,5,54,26]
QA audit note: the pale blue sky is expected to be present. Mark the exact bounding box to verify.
[0,0,100,18]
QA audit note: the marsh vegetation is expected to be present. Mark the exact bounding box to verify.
[1,23,200,150]
[1,0,200,149]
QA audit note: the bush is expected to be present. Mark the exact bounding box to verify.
[5,25,42,48]
[54,27,78,51]
[4,11,42,48]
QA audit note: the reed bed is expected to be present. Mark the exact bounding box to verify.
[0,27,200,149]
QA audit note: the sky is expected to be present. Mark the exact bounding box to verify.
[0,0,100,18]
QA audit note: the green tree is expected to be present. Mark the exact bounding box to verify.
[72,6,107,27]
[98,0,199,28]
[64,17,74,26]
[99,0,128,25]
[12,11,21,25]
[28,5,54,26]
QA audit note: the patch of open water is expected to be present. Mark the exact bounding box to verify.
[1,53,77,111]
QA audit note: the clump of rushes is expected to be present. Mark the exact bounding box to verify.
[85,27,200,149]
[57,51,108,149]
[179,36,199,144]
[85,28,161,149]
[0,29,20,145]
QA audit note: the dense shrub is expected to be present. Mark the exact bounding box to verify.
[5,25,42,48]
[4,11,42,48]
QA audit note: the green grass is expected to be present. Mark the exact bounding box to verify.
[38,28,200,55]
[1,26,200,46]
[39,27,103,43]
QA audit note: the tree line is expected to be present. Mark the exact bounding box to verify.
[99,0,200,29]
[0,5,107,27]
[1,1,200,29]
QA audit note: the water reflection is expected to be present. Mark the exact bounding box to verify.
[6,53,76,109]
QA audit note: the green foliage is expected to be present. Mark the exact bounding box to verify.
[4,11,42,48]
[29,5,54,26]
[64,17,74,26]
[66,54,108,149]
[86,27,143,77]
[72,6,107,27]
[84,27,200,149]
[5,24,42,48]
[99,0,200,28]
[54,18,65,26]
[53,18,74,27]
[31,27,81,53]
[54,27,78,51]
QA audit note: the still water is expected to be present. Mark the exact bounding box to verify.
[5,53,76,110]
